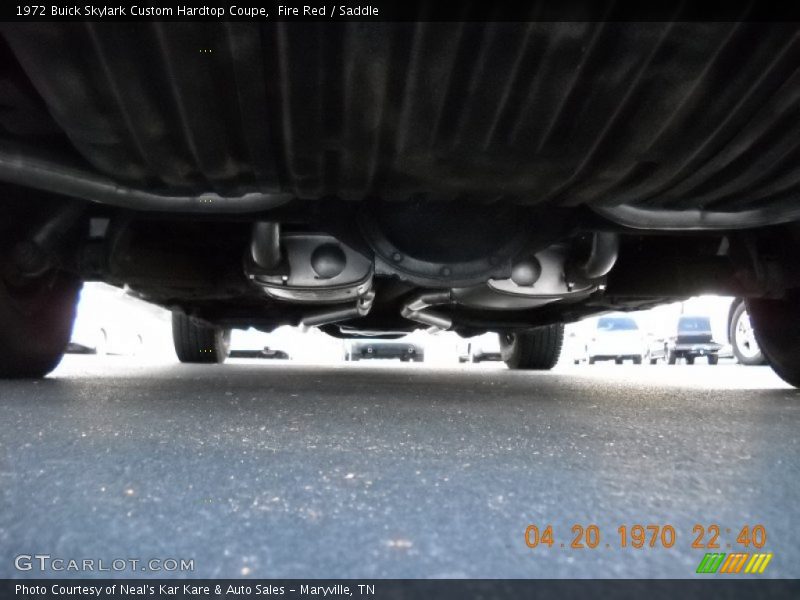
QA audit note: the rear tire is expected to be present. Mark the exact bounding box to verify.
[667,350,677,365]
[500,324,564,370]
[633,356,642,365]
[686,356,695,365]
[708,355,719,365]
[746,294,800,387]
[730,300,766,366]
[172,313,230,364]
[0,271,81,378]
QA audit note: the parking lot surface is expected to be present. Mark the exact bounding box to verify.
[1,358,797,578]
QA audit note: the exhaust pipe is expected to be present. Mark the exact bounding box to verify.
[300,292,375,328]
[401,291,453,330]
[0,150,291,214]
[573,232,619,280]
[250,221,282,270]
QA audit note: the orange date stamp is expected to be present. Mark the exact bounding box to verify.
[524,524,768,550]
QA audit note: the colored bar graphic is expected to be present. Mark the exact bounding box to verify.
[696,553,726,574]
[757,553,773,573]
[699,552,774,575]
[745,554,762,573]
[719,553,749,573]
[734,553,749,573]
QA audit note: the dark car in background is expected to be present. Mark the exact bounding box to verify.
[229,347,290,360]
[648,316,722,365]
[345,339,424,362]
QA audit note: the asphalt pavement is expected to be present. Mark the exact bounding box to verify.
[1,357,798,579]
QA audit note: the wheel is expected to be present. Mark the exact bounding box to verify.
[708,354,719,365]
[686,356,695,365]
[667,349,677,365]
[614,357,623,365]
[746,294,800,387]
[649,357,658,365]
[730,301,766,366]
[0,268,81,378]
[588,357,596,365]
[499,324,564,370]
[573,359,580,365]
[633,356,642,365]
[172,312,230,364]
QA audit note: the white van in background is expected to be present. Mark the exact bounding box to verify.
[584,315,646,365]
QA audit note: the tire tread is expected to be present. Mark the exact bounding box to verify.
[502,324,564,370]
[172,313,228,364]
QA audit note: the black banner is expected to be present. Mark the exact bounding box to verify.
[3,579,800,600]
[3,0,800,23]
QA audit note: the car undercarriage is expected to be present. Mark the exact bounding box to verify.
[2,22,800,384]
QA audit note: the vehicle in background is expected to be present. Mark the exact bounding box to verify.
[457,333,502,363]
[68,283,166,356]
[230,347,289,360]
[727,299,766,366]
[345,338,424,362]
[560,327,589,365]
[585,315,645,364]
[229,328,290,360]
[648,315,722,365]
